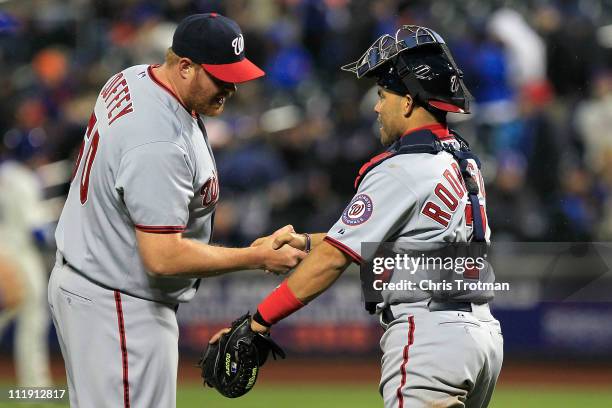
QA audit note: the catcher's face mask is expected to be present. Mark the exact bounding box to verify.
[342,25,472,114]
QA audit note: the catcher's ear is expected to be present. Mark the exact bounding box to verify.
[403,94,415,117]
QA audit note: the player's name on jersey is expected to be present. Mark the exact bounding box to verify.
[372,279,510,292]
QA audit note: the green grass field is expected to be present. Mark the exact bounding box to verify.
[2,385,611,407]
[180,385,612,408]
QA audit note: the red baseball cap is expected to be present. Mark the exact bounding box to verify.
[172,13,265,83]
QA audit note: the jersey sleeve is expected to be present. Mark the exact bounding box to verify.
[325,168,418,264]
[115,142,194,233]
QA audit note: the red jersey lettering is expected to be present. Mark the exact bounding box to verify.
[434,183,459,211]
[422,202,451,227]
[102,74,134,126]
[101,73,124,100]
[444,166,465,197]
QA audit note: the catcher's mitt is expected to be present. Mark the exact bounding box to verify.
[198,312,286,398]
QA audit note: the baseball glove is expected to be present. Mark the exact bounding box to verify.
[198,312,286,398]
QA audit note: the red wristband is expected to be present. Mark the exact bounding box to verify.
[257,280,305,325]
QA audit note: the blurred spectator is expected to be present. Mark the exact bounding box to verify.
[519,80,560,202]
[575,71,612,238]
[575,71,612,175]
[534,5,603,99]
[0,0,609,259]
[455,24,519,156]
[264,19,314,91]
[486,152,545,241]
[552,166,603,241]
[488,8,547,88]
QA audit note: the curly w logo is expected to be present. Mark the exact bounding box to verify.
[232,34,244,55]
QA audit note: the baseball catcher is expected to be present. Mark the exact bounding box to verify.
[210,25,503,408]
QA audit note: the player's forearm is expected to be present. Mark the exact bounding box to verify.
[137,231,262,277]
[286,242,350,302]
[164,239,263,277]
[252,242,352,329]
[308,233,327,249]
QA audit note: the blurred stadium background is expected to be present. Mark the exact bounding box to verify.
[1,0,612,407]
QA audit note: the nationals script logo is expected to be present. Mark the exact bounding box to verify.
[341,194,373,226]
[200,173,219,207]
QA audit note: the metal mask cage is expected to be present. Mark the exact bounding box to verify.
[341,26,446,79]
[341,24,473,113]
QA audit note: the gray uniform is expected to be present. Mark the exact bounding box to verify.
[48,64,218,407]
[324,129,503,408]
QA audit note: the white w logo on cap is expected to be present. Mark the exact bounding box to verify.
[450,75,460,93]
[232,34,244,55]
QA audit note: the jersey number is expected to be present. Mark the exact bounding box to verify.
[72,112,100,205]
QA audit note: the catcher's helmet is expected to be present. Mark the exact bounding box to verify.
[342,26,472,114]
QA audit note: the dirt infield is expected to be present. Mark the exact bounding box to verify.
[2,354,610,387]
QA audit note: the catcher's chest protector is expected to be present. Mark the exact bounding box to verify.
[355,128,487,315]
[354,128,485,243]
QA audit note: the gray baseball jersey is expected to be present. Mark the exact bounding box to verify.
[55,64,219,304]
[324,127,493,304]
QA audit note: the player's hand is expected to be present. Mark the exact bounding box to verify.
[209,327,231,344]
[250,224,295,247]
[250,319,270,334]
[272,232,307,251]
[256,234,306,274]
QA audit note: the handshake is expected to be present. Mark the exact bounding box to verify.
[200,225,314,398]
[249,224,311,275]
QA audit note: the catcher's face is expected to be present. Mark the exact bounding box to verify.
[185,65,236,116]
[374,87,405,146]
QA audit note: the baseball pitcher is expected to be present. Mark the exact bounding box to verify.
[48,13,305,408]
